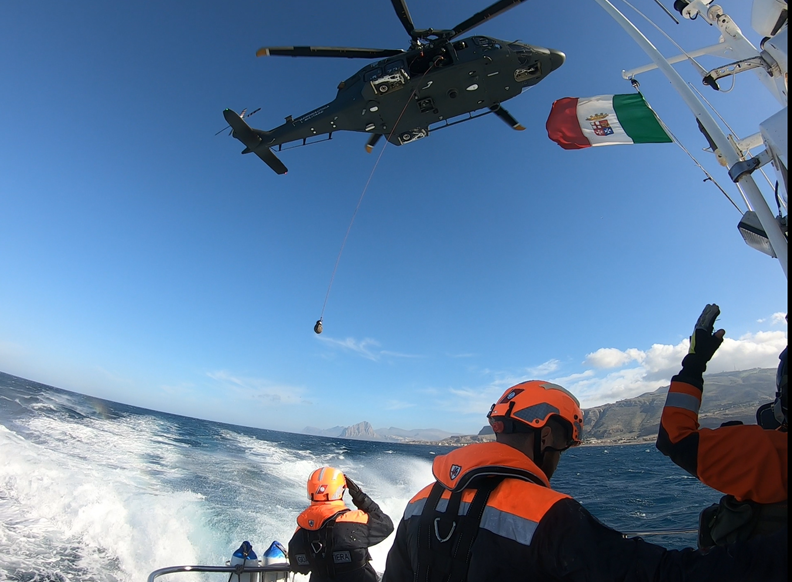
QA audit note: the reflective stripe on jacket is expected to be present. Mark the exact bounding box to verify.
[657,374,788,504]
[289,498,393,582]
[382,441,789,582]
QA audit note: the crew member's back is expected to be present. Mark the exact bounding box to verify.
[289,467,393,582]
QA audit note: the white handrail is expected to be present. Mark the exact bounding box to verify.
[595,0,788,278]
[147,563,291,582]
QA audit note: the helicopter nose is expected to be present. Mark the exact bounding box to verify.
[549,49,566,72]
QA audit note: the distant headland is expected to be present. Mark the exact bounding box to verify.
[303,368,777,447]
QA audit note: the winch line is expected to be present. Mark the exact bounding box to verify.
[318,62,438,324]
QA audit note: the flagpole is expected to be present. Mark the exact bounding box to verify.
[594,0,787,279]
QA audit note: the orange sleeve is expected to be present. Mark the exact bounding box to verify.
[657,376,788,503]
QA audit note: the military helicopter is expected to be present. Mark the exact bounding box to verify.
[223,0,566,174]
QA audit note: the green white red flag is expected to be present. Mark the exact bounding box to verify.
[546,93,672,150]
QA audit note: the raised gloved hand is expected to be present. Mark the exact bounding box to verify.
[679,304,725,385]
[344,475,373,511]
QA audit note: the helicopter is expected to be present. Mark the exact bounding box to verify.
[223,0,566,174]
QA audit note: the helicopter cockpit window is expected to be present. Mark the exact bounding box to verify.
[364,68,383,82]
[472,36,499,50]
[385,60,405,75]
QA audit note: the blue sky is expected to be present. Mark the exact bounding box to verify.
[1,0,787,435]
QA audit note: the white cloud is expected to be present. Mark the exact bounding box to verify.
[206,370,305,405]
[385,399,416,410]
[566,330,787,408]
[318,336,421,361]
[431,326,787,422]
[525,359,561,376]
[584,348,644,369]
[772,312,787,325]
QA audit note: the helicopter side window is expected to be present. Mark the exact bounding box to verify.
[364,68,383,82]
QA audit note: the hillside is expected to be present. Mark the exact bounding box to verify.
[303,368,778,446]
[581,368,775,444]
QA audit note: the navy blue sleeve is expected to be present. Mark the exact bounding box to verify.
[534,498,787,582]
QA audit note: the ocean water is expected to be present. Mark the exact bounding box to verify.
[0,372,723,581]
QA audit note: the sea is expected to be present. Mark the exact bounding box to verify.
[0,371,724,582]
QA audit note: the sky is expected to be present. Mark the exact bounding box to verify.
[1,0,787,435]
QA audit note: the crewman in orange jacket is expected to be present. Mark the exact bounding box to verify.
[656,304,788,547]
[289,467,394,582]
[382,380,787,582]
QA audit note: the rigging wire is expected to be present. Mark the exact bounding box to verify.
[651,0,679,24]
[687,81,776,196]
[316,61,437,331]
[620,0,713,80]
[629,80,743,213]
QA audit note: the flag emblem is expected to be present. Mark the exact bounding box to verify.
[587,112,614,136]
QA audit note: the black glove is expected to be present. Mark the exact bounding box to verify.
[344,475,373,511]
[679,304,724,385]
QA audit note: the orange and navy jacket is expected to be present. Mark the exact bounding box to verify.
[288,496,393,582]
[381,441,788,582]
[656,374,788,503]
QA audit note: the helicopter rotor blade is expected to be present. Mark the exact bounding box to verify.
[256,46,404,59]
[449,0,529,40]
[489,104,525,130]
[389,0,417,38]
[246,107,261,118]
[215,125,231,136]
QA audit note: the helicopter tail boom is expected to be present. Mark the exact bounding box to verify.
[223,109,288,175]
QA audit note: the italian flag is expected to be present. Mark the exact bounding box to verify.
[546,93,672,150]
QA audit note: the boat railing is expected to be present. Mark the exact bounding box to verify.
[147,562,292,582]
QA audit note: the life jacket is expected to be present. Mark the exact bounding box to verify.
[292,502,371,577]
[412,441,566,582]
[698,494,788,549]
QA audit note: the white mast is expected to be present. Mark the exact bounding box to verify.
[595,0,788,279]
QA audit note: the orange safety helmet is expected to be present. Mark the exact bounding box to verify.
[487,380,584,445]
[307,466,347,502]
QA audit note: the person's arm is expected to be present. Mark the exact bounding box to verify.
[287,528,312,575]
[345,475,395,545]
[658,373,787,502]
[534,498,787,582]
[655,305,787,503]
[381,517,414,582]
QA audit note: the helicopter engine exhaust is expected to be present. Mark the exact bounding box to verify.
[223,109,288,175]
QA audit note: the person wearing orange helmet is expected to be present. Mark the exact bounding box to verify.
[288,466,394,582]
[382,380,787,582]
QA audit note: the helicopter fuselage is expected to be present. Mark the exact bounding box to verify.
[254,35,564,149]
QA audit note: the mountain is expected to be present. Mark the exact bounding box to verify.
[375,427,461,442]
[302,369,778,446]
[339,421,380,440]
[476,368,776,445]
[582,368,775,444]
[303,425,346,438]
